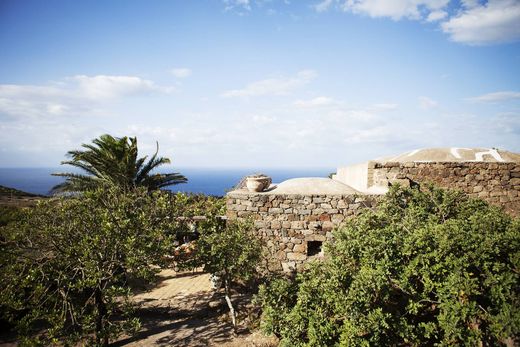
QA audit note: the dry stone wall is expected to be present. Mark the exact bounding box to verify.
[226,192,378,272]
[369,161,520,215]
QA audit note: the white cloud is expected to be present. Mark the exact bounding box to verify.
[419,96,438,109]
[426,10,447,21]
[170,68,192,78]
[293,96,337,108]
[441,0,520,45]
[223,0,251,11]
[72,75,170,99]
[341,0,449,20]
[312,0,519,45]
[221,70,317,97]
[314,0,335,12]
[368,103,399,111]
[0,75,173,120]
[468,91,520,103]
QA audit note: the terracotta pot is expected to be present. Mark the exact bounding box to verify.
[246,176,271,192]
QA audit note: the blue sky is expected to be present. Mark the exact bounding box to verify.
[0,0,519,168]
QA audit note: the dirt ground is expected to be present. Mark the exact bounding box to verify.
[115,269,278,347]
[0,269,278,347]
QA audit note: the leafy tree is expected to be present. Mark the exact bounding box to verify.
[0,187,176,346]
[194,219,262,330]
[51,134,186,194]
[258,185,520,346]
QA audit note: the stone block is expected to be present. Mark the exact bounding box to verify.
[271,221,282,229]
[319,214,331,222]
[275,250,286,260]
[291,221,304,229]
[331,214,345,223]
[473,186,483,193]
[287,252,307,261]
[322,221,334,232]
[282,262,297,273]
[337,200,348,208]
[293,244,305,253]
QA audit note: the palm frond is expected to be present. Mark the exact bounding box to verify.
[51,134,186,193]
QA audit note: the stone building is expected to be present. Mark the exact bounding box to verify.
[226,148,520,272]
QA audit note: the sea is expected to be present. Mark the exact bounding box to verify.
[0,167,334,197]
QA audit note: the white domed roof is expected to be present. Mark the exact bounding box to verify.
[271,177,359,195]
[376,148,520,163]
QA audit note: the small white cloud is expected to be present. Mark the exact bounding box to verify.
[441,0,520,45]
[419,96,438,109]
[72,75,167,99]
[342,0,449,21]
[170,68,192,78]
[221,70,317,98]
[223,0,251,11]
[426,10,447,21]
[369,103,399,111]
[252,115,277,125]
[468,91,520,103]
[314,0,335,12]
[293,96,337,108]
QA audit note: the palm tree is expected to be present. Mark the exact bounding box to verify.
[51,134,187,194]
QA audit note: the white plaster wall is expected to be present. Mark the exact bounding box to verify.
[334,162,369,192]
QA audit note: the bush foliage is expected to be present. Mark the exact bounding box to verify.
[257,185,520,346]
[0,188,226,346]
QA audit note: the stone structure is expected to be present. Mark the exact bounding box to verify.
[226,182,378,272]
[334,148,520,215]
[226,148,520,272]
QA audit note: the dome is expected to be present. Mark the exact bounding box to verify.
[375,148,520,163]
[270,177,359,195]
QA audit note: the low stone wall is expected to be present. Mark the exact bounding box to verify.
[370,162,520,214]
[226,192,378,272]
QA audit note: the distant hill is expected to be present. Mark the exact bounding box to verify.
[0,185,45,207]
[0,185,43,198]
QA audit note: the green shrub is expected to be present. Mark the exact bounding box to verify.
[0,205,24,227]
[194,219,262,329]
[0,187,177,346]
[258,185,520,346]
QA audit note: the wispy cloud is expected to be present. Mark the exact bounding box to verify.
[72,75,173,99]
[221,70,317,98]
[468,91,520,103]
[426,10,447,22]
[341,0,449,21]
[313,0,334,13]
[0,75,174,120]
[419,96,438,110]
[293,96,338,108]
[223,0,251,11]
[170,68,192,78]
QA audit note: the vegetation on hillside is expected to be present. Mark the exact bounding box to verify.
[51,134,187,194]
[257,185,520,346]
[0,185,43,198]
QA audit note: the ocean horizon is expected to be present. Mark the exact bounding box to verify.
[0,167,335,197]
